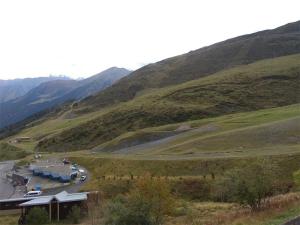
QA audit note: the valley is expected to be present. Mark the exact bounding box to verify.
[0,20,299,225]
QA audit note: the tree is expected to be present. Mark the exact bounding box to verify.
[26,207,48,225]
[131,175,174,225]
[215,160,277,211]
[104,174,174,225]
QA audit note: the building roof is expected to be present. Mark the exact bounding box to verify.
[0,197,36,203]
[19,196,53,206]
[55,191,87,203]
[18,191,88,207]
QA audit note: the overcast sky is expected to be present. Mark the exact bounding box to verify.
[0,0,299,79]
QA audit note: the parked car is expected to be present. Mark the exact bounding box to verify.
[24,190,42,197]
[63,159,70,164]
[80,175,87,182]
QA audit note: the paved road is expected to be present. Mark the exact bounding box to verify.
[282,216,300,225]
[0,161,90,200]
[0,161,15,199]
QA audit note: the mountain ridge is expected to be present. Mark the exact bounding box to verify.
[0,76,71,103]
[0,67,131,128]
[36,54,300,151]
[79,20,300,111]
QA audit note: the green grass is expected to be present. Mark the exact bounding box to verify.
[231,204,300,225]
[0,142,29,161]
[35,54,300,152]
[262,206,300,225]
[4,109,109,151]
[92,103,300,158]
[0,215,18,225]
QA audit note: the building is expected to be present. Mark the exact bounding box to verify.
[19,191,88,222]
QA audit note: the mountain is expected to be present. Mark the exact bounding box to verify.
[79,20,300,111]
[0,67,131,128]
[2,21,299,152]
[60,67,131,101]
[0,76,70,103]
[37,54,300,151]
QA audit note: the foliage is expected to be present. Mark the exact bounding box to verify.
[0,142,28,161]
[26,207,48,225]
[99,180,133,198]
[215,160,279,210]
[104,175,174,225]
[172,178,212,200]
[66,205,81,224]
[105,195,153,225]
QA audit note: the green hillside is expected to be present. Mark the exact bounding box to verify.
[0,142,29,161]
[79,20,300,111]
[93,103,300,158]
[36,54,300,152]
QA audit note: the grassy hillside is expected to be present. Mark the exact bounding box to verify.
[80,20,300,110]
[94,103,300,158]
[36,54,300,152]
[0,142,29,161]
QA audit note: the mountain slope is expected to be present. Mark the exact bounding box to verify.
[36,54,300,151]
[95,103,300,158]
[0,80,78,128]
[80,20,300,110]
[60,67,131,101]
[0,76,70,103]
[0,67,131,128]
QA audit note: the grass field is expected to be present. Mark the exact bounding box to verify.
[34,54,300,152]
[0,142,29,161]
[92,103,300,158]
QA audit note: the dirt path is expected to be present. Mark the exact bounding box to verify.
[113,124,218,154]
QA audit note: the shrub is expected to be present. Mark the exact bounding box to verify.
[214,160,278,211]
[26,207,48,225]
[173,178,212,200]
[133,175,174,225]
[67,205,81,224]
[105,195,152,225]
[104,175,174,225]
[99,180,133,198]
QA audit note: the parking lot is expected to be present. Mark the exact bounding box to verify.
[0,158,88,199]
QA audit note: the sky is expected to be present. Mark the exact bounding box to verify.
[0,0,299,80]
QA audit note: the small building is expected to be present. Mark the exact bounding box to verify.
[15,137,31,143]
[19,191,88,222]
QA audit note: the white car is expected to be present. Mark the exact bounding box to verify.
[80,175,87,181]
[24,190,42,197]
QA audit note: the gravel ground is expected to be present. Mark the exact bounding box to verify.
[0,160,90,200]
[0,161,15,199]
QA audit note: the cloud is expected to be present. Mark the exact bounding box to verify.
[0,0,299,79]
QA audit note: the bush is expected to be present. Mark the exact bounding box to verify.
[105,195,153,225]
[173,178,212,200]
[67,205,81,224]
[215,160,278,211]
[104,175,174,225]
[100,180,133,198]
[26,207,48,225]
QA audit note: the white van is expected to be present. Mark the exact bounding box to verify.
[24,190,42,197]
